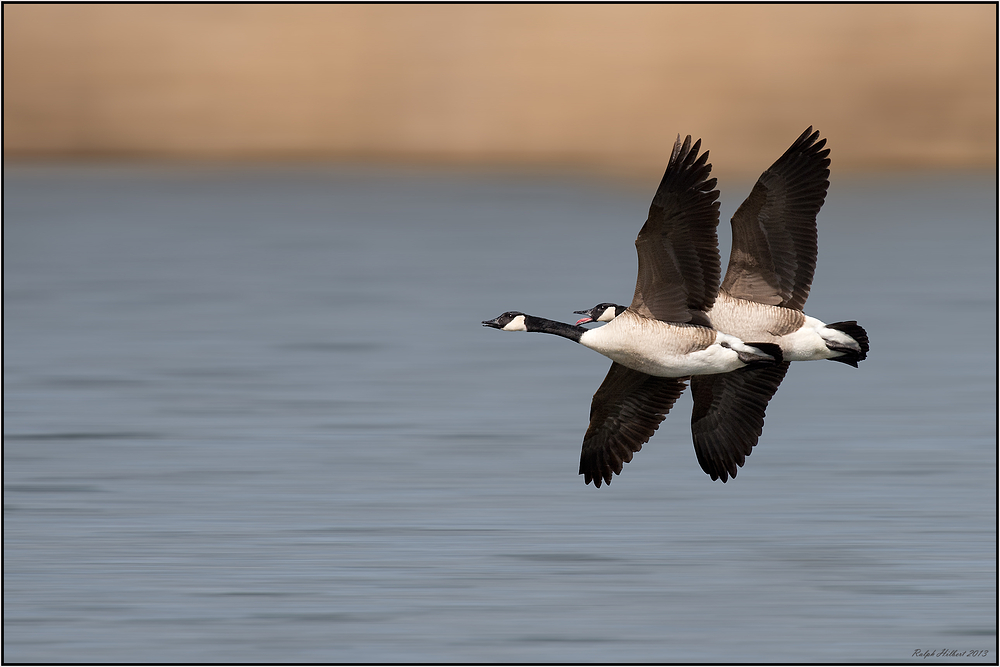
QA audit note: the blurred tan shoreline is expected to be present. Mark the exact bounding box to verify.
[4,4,996,175]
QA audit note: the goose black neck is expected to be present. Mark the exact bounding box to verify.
[524,315,586,343]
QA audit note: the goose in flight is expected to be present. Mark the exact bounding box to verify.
[575,127,869,482]
[483,136,782,487]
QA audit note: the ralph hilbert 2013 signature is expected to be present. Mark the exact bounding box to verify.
[913,649,990,659]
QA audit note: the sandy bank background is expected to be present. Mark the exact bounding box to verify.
[3,4,996,174]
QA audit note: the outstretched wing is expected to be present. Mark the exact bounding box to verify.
[580,362,688,487]
[721,127,830,311]
[689,362,790,482]
[631,135,721,326]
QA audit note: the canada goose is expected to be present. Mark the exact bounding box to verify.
[707,127,867,365]
[574,127,870,482]
[483,136,782,487]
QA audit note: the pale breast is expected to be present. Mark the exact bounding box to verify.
[579,311,718,376]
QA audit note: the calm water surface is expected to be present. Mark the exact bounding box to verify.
[4,165,996,663]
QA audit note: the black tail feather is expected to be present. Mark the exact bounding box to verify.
[828,354,859,368]
[825,321,869,367]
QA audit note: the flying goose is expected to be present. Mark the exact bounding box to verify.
[575,127,869,482]
[483,136,782,487]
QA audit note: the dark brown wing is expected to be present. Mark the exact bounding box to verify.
[721,127,830,311]
[631,135,721,326]
[689,362,790,482]
[580,362,688,487]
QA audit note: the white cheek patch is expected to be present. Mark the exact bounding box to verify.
[599,307,617,322]
[502,315,528,332]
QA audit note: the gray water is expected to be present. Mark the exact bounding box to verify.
[4,164,996,663]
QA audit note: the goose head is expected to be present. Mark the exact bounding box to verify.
[482,311,528,331]
[573,303,627,325]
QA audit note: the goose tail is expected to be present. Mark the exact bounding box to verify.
[824,321,869,367]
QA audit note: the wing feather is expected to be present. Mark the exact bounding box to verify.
[689,362,790,482]
[580,362,688,487]
[631,136,721,325]
[721,127,830,311]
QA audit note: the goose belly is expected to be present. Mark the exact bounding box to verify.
[579,319,743,377]
[594,342,745,377]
